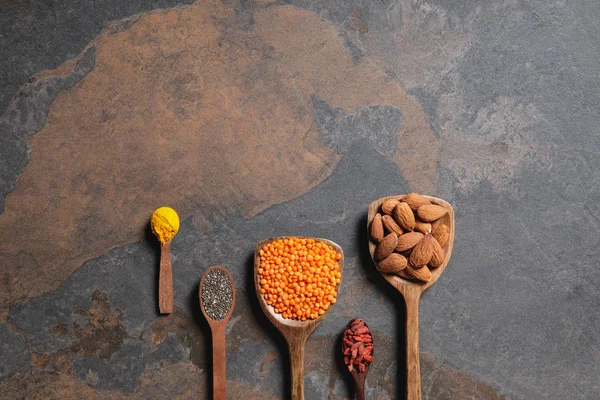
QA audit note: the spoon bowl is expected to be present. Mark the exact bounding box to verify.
[367,195,454,292]
[367,195,454,400]
[254,236,344,400]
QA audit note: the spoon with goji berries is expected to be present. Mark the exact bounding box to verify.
[342,318,374,400]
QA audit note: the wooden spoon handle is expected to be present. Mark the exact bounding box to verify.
[352,372,366,400]
[405,291,421,400]
[288,335,307,400]
[211,323,227,399]
[159,241,173,314]
[356,386,365,400]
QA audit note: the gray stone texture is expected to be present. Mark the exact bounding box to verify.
[0,321,30,379]
[312,95,403,154]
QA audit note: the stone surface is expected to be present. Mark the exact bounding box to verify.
[0,0,437,316]
[1,0,600,398]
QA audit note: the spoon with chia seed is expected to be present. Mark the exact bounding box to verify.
[199,266,236,400]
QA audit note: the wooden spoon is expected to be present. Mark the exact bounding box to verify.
[254,237,344,400]
[158,239,173,314]
[367,195,454,400]
[199,266,236,400]
[342,319,373,400]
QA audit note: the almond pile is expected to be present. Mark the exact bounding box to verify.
[370,193,450,283]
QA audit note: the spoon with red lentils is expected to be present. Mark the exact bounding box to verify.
[254,236,344,400]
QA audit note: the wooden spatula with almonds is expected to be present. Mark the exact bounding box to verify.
[367,193,454,400]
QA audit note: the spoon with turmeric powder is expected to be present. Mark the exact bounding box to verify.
[151,206,180,314]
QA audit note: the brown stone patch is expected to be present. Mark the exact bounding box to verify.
[259,349,277,378]
[421,353,511,400]
[347,9,369,34]
[71,290,127,360]
[0,369,99,400]
[0,0,437,314]
[31,352,50,369]
[52,348,75,375]
[50,323,69,336]
[31,345,76,376]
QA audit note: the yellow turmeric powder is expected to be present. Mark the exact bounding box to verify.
[151,207,180,245]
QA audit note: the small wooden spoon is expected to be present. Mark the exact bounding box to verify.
[199,266,236,400]
[158,239,173,314]
[367,195,454,400]
[254,237,344,400]
[342,319,373,400]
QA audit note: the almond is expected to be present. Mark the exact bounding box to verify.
[377,253,407,273]
[370,213,384,243]
[410,235,435,267]
[407,264,432,282]
[431,218,444,230]
[382,215,403,235]
[381,199,400,215]
[431,224,450,247]
[396,231,424,252]
[417,204,447,222]
[393,202,415,231]
[402,193,431,211]
[428,236,445,268]
[374,233,398,260]
[414,220,431,234]
[397,268,414,280]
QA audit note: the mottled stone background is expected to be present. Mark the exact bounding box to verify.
[1,0,599,399]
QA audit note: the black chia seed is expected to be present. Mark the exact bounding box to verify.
[201,269,233,321]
